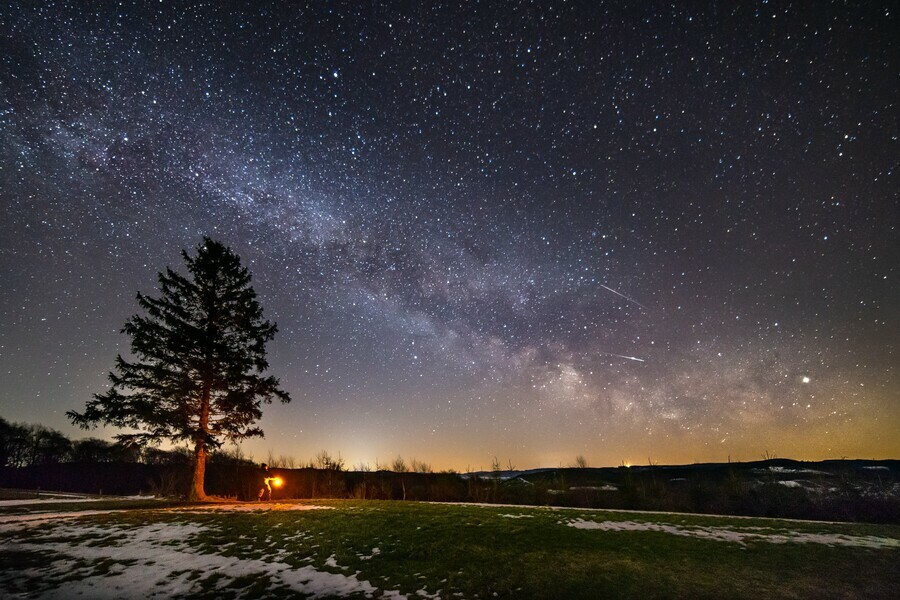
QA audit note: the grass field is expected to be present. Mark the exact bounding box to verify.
[1,494,898,599]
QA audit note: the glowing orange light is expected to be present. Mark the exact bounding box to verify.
[271,477,284,488]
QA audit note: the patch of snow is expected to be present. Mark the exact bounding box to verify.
[751,466,828,475]
[0,497,110,507]
[566,519,900,549]
[0,509,127,526]
[569,485,617,491]
[0,518,420,599]
[427,501,855,525]
[509,477,535,486]
[0,494,158,507]
[862,466,890,471]
[499,514,534,519]
[358,547,381,560]
[0,503,334,528]
[778,480,802,488]
[324,554,342,568]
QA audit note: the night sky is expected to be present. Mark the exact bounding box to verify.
[1,2,897,470]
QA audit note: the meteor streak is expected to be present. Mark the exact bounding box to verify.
[600,284,647,310]
[603,353,646,363]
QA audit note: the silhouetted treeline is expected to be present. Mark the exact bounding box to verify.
[1,418,77,467]
[3,458,899,523]
[0,416,258,496]
[2,417,898,523]
[0,417,184,467]
[0,457,468,502]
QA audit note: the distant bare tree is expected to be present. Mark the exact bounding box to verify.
[354,461,371,472]
[391,455,408,473]
[223,443,246,462]
[314,450,345,471]
[410,458,433,473]
[574,455,588,469]
[391,455,409,500]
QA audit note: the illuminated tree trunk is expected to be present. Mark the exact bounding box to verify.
[190,385,211,501]
[191,443,207,501]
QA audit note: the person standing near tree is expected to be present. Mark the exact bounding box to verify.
[258,463,271,501]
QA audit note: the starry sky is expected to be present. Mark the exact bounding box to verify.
[1,1,897,470]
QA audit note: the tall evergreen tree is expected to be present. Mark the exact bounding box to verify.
[69,238,291,500]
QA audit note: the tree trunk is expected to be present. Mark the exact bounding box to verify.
[190,443,208,501]
[190,384,211,501]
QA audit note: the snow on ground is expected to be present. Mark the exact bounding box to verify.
[499,513,534,519]
[0,509,147,527]
[778,480,803,488]
[751,466,829,475]
[3,522,382,599]
[0,493,157,506]
[0,503,335,526]
[566,519,900,549]
[430,501,857,525]
[0,497,112,507]
[0,508,428,599]
[357,547,381,560]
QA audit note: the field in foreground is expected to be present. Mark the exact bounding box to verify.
[1,495,898,599]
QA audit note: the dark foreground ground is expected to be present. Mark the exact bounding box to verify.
[1,496,899,599]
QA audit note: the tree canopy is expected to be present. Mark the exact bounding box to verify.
[68,238,291,500]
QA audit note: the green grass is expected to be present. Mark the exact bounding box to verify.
[1,499,898,599]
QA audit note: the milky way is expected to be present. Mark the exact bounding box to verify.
[1,2,897,469]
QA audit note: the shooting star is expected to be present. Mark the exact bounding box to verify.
[602,353,646,363]
[600,284,647,310]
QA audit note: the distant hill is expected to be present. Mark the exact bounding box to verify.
[463,458,900,482]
